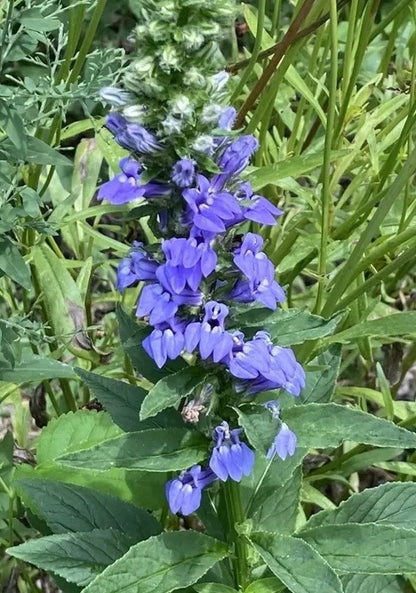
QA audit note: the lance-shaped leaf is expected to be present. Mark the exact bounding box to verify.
[56,428,209,472]
[251,532,343,593]
[16,478,161,539]
[300,523,416,573]
[341,574,404,593]
[7,529,133,587]
[82,531,229,593]
[283,403,416,449]
[304,482,416,531]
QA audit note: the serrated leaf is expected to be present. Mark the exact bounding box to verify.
[16,478,161,539]
[251,532,343,593]
[7,529,133,587]
[82,531,228,593]
[300,523,416,573]
[325,312,416,343]
[340,574,404,593]
[251,466,302,534]
[36,411,122,464]
[76,369,182,432]
[297,345,341,404]
[16,464,167,512]
[56,428,209,472]
[140,367,206,420]
[235,308,344,346]
[0,356,75,383]
[304,482,416,531]
[283,403,416,449]
[0,238,31,289]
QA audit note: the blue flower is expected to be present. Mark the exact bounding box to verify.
[166,465,217,515]
[116,242,158,291]
[212,135,259,190]
[218,106,237,131]
[231,233,285,309]
[235,182,282,226]
[98,157,170,204]
[172,158,196,187]
[267,423,297,460]
[185,301,234,362]
[142,318,186,368]
[183,174,241,233]
[209,421,255,482]
[105,113,161,154]
[156,236,217,294]
[136,283,203,325]
[99,87,134,107]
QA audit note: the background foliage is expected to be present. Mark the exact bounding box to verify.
[1,0,416,592]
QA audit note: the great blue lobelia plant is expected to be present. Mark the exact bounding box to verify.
[98,0,305,517]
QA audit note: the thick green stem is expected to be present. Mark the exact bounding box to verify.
[224,480,249,590]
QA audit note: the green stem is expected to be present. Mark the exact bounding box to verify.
[314,0,338,313]
[224,480,249,590]
[231,0,266,104]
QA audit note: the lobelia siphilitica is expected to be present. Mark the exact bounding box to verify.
[98,0,305,517]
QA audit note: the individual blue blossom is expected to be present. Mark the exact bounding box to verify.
[235,182,282,226]
[267,423,297,461]
[116,242,158,291]
[185,301,234,362]
[231,233,285,309]
[218,106,237,131]
[183,174,241,233]
[226,330,271,379]
[166,465,217,515]
[212,135,259,190]
[142,318,186,368]
[105,112,161,153]
[98,157,170,204]
[172,158,196,188]
[209,421,255,482]
[136,283,203,325]
[156,236,217,293]
[240,334,306,397]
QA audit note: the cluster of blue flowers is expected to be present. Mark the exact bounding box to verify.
[99,102,305,516]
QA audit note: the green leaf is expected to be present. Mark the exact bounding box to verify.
[251,532,343,593]
[297,345,341,404]
[19,8,60,31]
[16,478,161,539]
[140,367,206,420]
[300,523,416,573]
[304,482,416,531]
[247,151,348,191]
[36,411,123,464]
[0,238,31,289]
[82,531,228,593]
[117,306,186,384]
[283,403,416,449]
[236,406,281,456]
[194,585,237,593]
[244,578,286,593]
[241,451,305,518]
[326,312,416,343]
[235,308,344,346]
[7,528,133,587]
[341,575,404,593]
[25,137,71,166]
[0,356,76,383]
[250,466,302,535]
[16,464,167,512]
[32,244,85,342]
[56,428,209,472]
[76,369,182,432]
